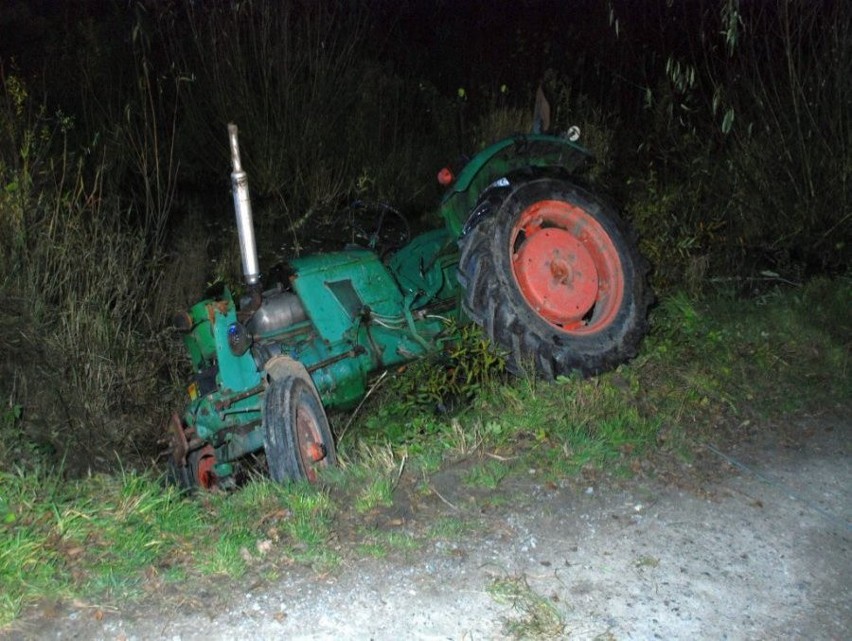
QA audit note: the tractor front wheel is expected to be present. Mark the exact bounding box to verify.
[458,177,651,378]
[263,375,338,483]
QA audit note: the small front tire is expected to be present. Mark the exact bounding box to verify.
[263,375,338,483]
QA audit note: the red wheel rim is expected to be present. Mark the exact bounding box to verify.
[510,200,624,334]
[295,404,328,483]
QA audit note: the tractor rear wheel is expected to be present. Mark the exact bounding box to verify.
[263,375,338,483]
[457,177,651,378]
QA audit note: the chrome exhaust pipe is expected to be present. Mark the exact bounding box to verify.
[228,123,261,287]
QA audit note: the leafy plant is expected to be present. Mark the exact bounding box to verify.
[621,0,851,285]
[0,280,848,629]
[163,0,454,234]
[377,322,507,419]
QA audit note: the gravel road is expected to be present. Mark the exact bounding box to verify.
[5,412,849,641]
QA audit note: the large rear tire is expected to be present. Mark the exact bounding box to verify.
[458,177,651,378]
[263,375,338,483]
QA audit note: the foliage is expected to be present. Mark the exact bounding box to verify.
[1,0,848,476]
[627,163,724,292]
[488,575,565,640]
[643,277,851,424]
[0,403,28,469]
[618,0,851,287]
[0,67,179,472]
[464,459,510,490]
[373,322,507,420]
[539,71,619,182]
[214,478,338,568]
[719,1,850,276]
[0,468,202,626]
[356,527,420,558]
[467,83,531,149]
[349,277,849,480]
[0,468,339,626]
[354,477,395,514]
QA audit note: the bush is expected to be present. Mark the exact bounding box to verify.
[0,69,176,474]
[626,0,851,288]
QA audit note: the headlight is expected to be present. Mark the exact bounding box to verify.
[227,322,251,356]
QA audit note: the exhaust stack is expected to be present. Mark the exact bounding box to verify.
[228,123,261,287]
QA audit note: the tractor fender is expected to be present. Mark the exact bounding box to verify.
[459,166,575,238]
[263,354,313,387]
[439,134,592,237]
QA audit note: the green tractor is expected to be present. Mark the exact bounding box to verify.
[166,122,651,490]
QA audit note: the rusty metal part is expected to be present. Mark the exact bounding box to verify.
[305,346,366,374]
[213,383,265,412]
[194,445,218,489]
[167,412,189,466]
[306,442,327,463]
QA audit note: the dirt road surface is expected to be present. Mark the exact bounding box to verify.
[6,412,850,640]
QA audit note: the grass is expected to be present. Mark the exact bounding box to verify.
[427,516,472,542]
[1,277,849,628]
[354,478,395,514]
[0,470,338,626]
[487,575,565,640]
[0,468,201,626]
[356,527,421,559]
[465,459,511,489]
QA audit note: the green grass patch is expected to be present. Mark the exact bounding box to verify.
[464,459,511,489]
[207,478,338,569]
[356,527,420,558]
[0,467,204,625]
[348,277,849,484]
[354,478,395,514]
[642,279,851,426]
[427,516,472,541]
[488,575,565,640]
[0,469,340,626]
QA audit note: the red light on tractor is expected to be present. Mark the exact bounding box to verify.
[437,167,454,186]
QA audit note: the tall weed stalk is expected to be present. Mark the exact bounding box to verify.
[721,1,850,271]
